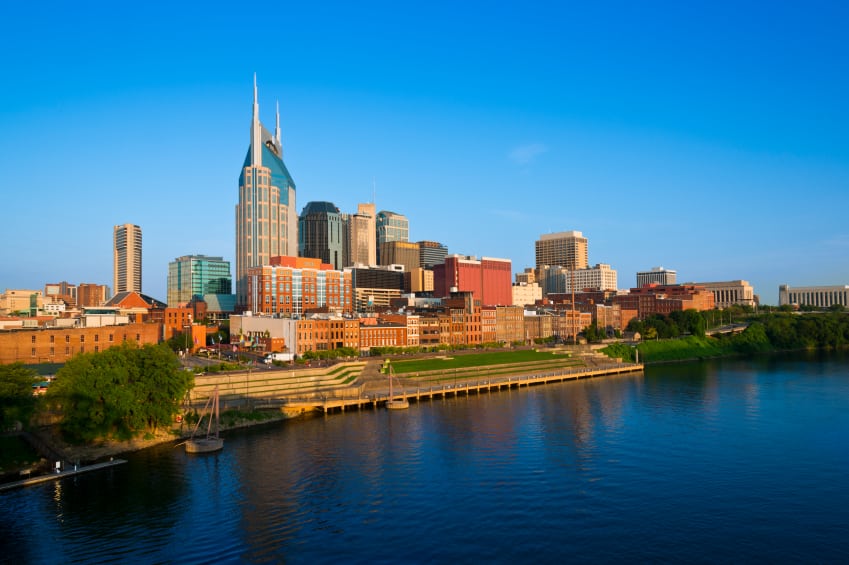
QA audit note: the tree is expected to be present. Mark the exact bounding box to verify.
[0,363,38,430]
[46,343,193,442]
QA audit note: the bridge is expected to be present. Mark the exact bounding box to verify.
[705,323,749,336]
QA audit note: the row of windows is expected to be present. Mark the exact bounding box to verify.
[32,333,115,344]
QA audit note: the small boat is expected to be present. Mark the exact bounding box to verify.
[386,364,409,410]
[185,386,224,453]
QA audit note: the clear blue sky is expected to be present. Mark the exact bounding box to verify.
[2,1,848,305]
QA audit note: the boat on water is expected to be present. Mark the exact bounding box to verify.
[185,386,223,453]
[386,364,409,410]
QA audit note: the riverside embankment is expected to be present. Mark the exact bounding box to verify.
[9,348,642,481]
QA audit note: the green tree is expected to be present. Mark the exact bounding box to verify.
[0,363,38,430]
[46,343,193,442]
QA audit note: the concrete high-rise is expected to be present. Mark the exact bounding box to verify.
[346,203,376,267]
[114,223,142,294]
[167,255,232,307]
[236,75,297,307]
[535,231,588,270]
[299,201,345,270]
[637,266,677,287]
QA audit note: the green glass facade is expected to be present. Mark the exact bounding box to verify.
[167,255,232,306]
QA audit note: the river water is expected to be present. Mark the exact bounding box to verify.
[3,351,849,563]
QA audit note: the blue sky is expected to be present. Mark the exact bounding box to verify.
[1,1,848,305]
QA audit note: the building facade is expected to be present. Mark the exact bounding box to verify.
[0,323,161,365]
[376,210,409,264]
[77,283,110,307]
[298,201,345,270]
[540,263,618,295]
[346,203,376,267]
[246,256,352,316]
[637,266,677,287]
[432,255,513,307]
[779,284,849,308]
[114,223,142,294]
[167,255,232,307]
[379,241,420,270]
[696,280,755,309]
[535,231,588,270]
[236,77,298,307]
[417,240,448,268]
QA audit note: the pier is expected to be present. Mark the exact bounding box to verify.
[280,362,643,415]
[0,459,127,493]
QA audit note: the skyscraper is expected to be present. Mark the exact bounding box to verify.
[346,203,376,267]
[113,223,142,294]
[299,201,345,270]
[236,75,297,307]
[167,255,232,306]
[376,210,409,263]
[535,231,588,270]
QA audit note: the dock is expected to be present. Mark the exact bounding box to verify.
[281,362,643,415]
[0,459,127,493]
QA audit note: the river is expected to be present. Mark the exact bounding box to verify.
[3,351,849,563]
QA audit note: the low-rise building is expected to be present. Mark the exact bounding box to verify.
[779,284,849,309]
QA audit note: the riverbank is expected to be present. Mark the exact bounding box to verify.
[7,351,637,476]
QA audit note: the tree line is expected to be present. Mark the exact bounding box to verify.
[1,343,193,443]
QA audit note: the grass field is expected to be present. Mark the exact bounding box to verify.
[389,350,573,374]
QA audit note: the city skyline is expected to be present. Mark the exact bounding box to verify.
[2,3,849,305]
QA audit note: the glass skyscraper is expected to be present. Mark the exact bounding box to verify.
[236,75,297,307]
[167,255,232,306]
[376,210,409,264]
[298,201,345,270]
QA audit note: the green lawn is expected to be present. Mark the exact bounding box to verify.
[390,350,572,374]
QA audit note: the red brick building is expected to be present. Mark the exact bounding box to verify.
[613,284,715,319]
[246,256,353,316]
[432,255,513,306]
[0,323,161,365]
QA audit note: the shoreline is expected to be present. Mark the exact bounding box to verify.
[6,357,639,481]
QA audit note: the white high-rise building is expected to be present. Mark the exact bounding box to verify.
[113,223,142,294]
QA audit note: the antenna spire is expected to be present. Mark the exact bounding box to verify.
[275,99,282,149]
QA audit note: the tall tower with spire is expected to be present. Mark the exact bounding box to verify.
[235,75,297,308]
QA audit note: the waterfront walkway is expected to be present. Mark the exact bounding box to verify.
[279,362,643,415]
[0,459,127,493]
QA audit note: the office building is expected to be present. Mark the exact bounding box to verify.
[379,241,420,270]
[535,231,588,270]
[114,223,142,294]
[246,256,352,316]
[167,255,233,307]
[236,76,298,307]
[417,240,448,268]
[432,255,513,306]
[695,280,755,309]
[77,283,110,307]
[346,203,376,267]
[376,210,409,263]
[779,284,849,309]
[637,267,677,287]
[298,201,345,270]
[541,263,618,294]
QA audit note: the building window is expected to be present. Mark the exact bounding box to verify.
[109,334,113,342]
[31,348,36,357]
[80,346,85,353]
[66,335,70,343]
[31,335,36,343]
[50,347,55,356]
[95,334,99,342]
[65,346,70,355]
[80,335,85,343]
[50,335,55,344]
[95,346,99,353]
[136,334,140,342]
